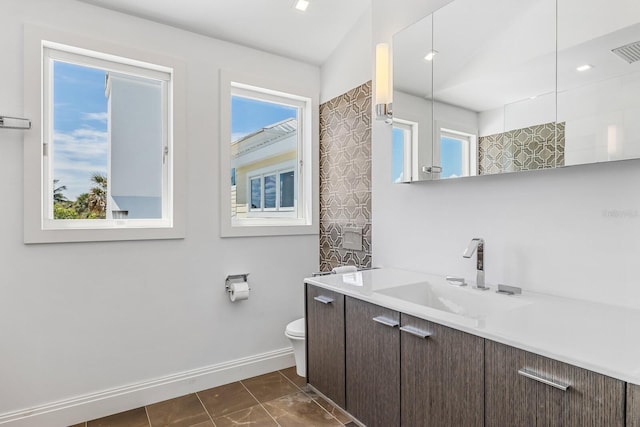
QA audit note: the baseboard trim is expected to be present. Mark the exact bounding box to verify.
[0,347,295,427]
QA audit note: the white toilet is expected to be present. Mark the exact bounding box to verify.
[285,318,306,377]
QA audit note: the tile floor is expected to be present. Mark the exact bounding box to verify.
[71,368,356,427]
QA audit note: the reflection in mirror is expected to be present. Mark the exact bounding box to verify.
[392,119,416,183]
[557,0,640,165]
[392,13,433,182]
[432,0,557,180]
[392,0,640,182]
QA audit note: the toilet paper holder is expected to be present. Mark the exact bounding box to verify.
[225,274,250,293]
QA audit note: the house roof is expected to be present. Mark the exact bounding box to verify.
[231,118,297,159]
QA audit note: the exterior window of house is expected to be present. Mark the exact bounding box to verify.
[224,80,314,232]
[248,168,295,213]
[23,26,185,243]
[230,90,301,219]
[42,46,171,227]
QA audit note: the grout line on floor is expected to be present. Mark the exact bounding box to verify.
[143,406,152,427]
[278,369,344,426]
[194,391,217,427]
[299,387,344,426]
[238,380,281,426]
[277,369,303,391]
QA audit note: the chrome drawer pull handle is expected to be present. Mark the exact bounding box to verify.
[518,368,570,391]
[400,325,432,339]
[313,295,334,304]
[372,316,399,328]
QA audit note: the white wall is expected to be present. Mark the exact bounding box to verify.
[320,8,372,103]
[479,92,556,136]
[0,1,318,425]
[363,0,640,311]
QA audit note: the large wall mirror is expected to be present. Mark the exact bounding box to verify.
[392,0,640,182]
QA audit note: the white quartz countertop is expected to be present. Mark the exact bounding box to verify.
[304,268,640,385]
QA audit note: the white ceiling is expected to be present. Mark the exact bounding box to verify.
[77,0,371,65]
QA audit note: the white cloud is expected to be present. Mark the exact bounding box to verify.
[82,112,108,122]
[52,128,108,200]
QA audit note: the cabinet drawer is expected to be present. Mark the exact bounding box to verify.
[485,340,625,427]
[346,297,400,427]
[629,383,640,427]
[401,314,484,427]
[305,284,345,408]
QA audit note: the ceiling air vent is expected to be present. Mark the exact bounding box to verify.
[611,41,640,64]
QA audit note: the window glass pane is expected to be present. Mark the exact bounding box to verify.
[440,136,463,179]
[264,174,276,209]
[392,127,406,183]
[108,73,163,219]
[52,61,108,219]
[250,178,261,209]
[230,92,298,218]
[51,61,164,220]
[280,171,294,208]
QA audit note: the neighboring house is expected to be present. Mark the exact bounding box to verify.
[231,118,298,218]
[106,72,163,219]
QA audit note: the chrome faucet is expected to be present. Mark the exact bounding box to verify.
[463,238,488,290]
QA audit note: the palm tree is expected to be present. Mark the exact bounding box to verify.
[87,173,107,218]
[53,179,68,203]
[74,193,90,218]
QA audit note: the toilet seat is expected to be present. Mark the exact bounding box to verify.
[285,318,305,338]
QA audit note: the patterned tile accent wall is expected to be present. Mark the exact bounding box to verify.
[479,122,565,175]
[319,82,372,272]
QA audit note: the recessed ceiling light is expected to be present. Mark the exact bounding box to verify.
[424,50,438,61]
[576,64,593,72]
[295,0,309,11]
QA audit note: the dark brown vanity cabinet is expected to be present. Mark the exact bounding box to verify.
[400,314,484,427]
[628,384,640,427]
[342,298,485,427]
[345,297,400,427]
[485,340,625,427]
[306,283,633,427]
[305,284,346,408]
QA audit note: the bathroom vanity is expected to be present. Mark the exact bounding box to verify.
[304,269,640,427]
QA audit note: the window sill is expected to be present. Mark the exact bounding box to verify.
[221,218,318,238]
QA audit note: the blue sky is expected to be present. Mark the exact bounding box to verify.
[53,61,108,200]
[392,128,405,182]
[440,136,463,178]
[231,96,296,142]
[392,129,463,181]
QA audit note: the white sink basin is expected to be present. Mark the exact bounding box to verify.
[376,281,530,320]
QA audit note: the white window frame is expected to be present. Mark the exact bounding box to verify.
[434,120,478,178]
[392,118,418,183]
[23,25,186,243]
[219,69,318,237]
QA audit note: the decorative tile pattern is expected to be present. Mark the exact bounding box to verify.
[319,82,372,271]
[479,121,566,175]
